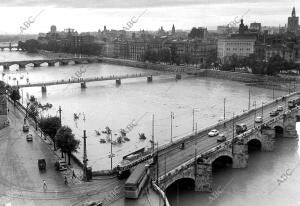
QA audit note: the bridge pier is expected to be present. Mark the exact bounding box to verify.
[260,127,276,151]
[232,138,248,168]
[175,74,182,80]
[116,79,121,85]
[147,76,153,82]
[283,109,298,138]
[41,85,47,93]
[195,161,212,192]
[81,82,87,89]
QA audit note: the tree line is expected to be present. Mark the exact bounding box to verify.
[18,39,104,55]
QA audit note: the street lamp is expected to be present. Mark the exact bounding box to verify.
[170,112,174,143]
[261,102,264,121]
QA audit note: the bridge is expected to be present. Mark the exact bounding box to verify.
[118,91,300,193]
[0,57,102,70]
[14,72,179,92]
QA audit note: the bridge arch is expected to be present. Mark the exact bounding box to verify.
[164,177,195,193]
[247,138,262,152]
[274,125,284,138]
[206,150,233,165]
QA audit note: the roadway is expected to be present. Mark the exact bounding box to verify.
[0,100,125,206]
[156,93,298,178]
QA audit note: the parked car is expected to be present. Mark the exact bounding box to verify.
[26,134,33,141]
[38,159,46,170]
[55,159,67,171]
[270,110,279,117]
[236,123,247,135]
[23,124,29,132]
[255,116,263,123]
[208,129,219,137]
[277,106,283,111]
[217,134,226,142]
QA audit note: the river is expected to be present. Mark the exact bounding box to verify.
[1,51,298,206]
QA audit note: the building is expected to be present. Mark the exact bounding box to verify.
[265,44,296,62]
[249,22,261,33]
[287,7,299,33]
[217,36,256,63]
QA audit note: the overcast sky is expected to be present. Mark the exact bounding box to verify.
[0,0,298,34]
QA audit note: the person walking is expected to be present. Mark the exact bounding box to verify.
[43,180,47,191]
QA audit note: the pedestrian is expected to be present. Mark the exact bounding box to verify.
[72,170,76,179]
[43,180,47,191]
[64,176,68,185]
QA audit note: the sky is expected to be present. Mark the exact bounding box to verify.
[0,0,298,34]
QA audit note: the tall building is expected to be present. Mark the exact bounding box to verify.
[172,24,175,35]
[217,36,256,63]
[287,7,299,33]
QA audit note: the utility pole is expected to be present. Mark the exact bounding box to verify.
[110,132,113,170]
[248,88,251,111]
[58,106,62,127]
[170,112,174,143]
[253,101,256,125]
[272,87,275,100]
[192,108,195,133]
[152,114,155,155]
[83,130,88,181]
[224,98,226,120]
[156,143,159,185]
[262,102,264,121]
[232,113,235,151]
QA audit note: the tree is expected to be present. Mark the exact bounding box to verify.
[170,44,179,65]
[188,27,205,39]
[266,55,285,75]
[159,48,171,63]
[55,126,80,165]
[39,116,61,150]
[9,89,20,106]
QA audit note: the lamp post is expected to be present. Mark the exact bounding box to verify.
[82,130,88,181]
[253,101,256,125]
[262,102,264,121]
[224,98,226,120]
[192,108,195,132]
[170,112,174,143]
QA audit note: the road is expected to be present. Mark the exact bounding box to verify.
[156,93,299,178]
[0,100,125,206]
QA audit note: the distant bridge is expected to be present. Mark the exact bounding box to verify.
[0,57,102,70]
[118,91,300,193]
[14,72,179,92]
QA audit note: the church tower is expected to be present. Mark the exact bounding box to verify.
[172,24,175,35]
[288,7,299,33]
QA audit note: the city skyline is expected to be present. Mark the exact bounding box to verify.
[0,0,299,34]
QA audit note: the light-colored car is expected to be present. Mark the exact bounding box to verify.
[26,134,33,141]
[277,106,283,111]
[255,116,263,123]
[208,129,219,137]
[217,134,226,142]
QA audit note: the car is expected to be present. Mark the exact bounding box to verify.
[38,159,46,170]
[23,124,29,132]
[277,106,283,111]
[217,134,226,142]
[236,123,247,135]
[26,134,33,141]
[270,110,279,117]
[208,129,219,137]
[255,116,263,123]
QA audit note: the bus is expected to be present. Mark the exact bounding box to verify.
[124,164,149,199]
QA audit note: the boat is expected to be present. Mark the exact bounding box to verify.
[120,129,127,137]
[139,133,146,140]
[100,139,106,143]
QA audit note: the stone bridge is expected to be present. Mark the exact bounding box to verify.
[0,57,102,70]
[155,106,299,192]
